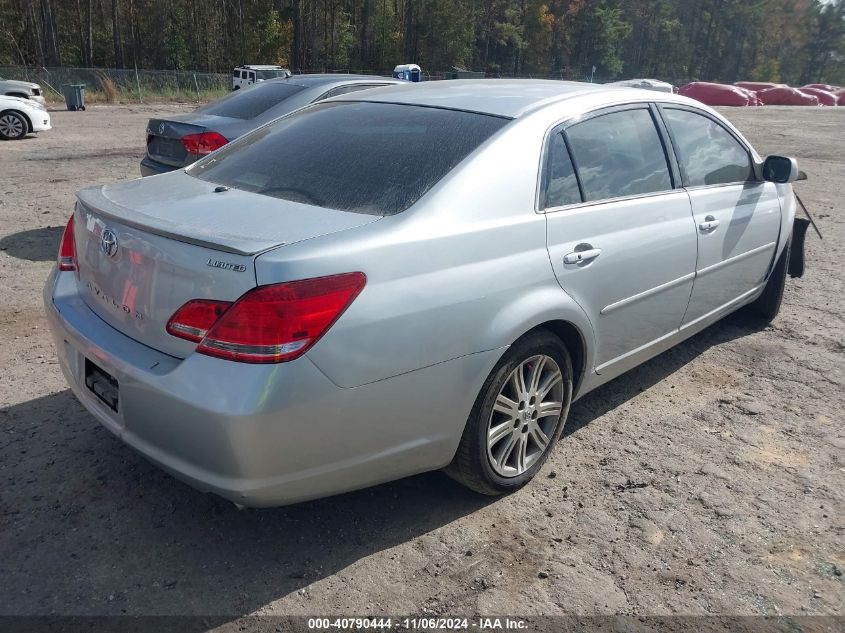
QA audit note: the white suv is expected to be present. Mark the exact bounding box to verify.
[0,76,47,106]
[232,65,291,90]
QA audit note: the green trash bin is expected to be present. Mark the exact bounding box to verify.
[62,84,86,111]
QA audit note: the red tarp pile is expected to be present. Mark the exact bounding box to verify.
[678,81,843,106]
[678,82,761,106]
[756,85,820,106]
[737,82,844,106]
[734,81,778,92]
[803,83,839,92]
[799,87,838,106]
[801,84,844,105]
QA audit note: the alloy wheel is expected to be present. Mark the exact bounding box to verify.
[486,354,564,477]
[0,114,25,138]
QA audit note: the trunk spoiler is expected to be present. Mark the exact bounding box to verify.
[76,186,271,256]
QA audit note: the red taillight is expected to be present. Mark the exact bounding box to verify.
[167,272,366,363]
[58,215,76,271]
[181,131,228,156]
[166,299,233,342]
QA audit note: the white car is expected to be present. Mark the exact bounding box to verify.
[0,95,51,140]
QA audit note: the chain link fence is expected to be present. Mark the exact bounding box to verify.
[0,66,230,103]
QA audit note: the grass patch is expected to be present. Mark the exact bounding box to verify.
[96,71,120,102]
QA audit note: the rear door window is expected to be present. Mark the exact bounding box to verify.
[565,108,673,202]
[195,82,306,120]
[663,108,753,186]
[189,101,509,215]
[542,132,581,208]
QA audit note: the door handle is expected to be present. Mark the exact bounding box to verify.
[563,248,602,265]
[699,215,720,232]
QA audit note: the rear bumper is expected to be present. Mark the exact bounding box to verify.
[44,268,491,506]
[140,155,180,177]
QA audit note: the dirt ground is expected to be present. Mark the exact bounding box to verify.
[0,104,842,623]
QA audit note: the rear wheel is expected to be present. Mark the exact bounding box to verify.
[0,111,27,140]
[745,240,790,322]
[446,330,573,495]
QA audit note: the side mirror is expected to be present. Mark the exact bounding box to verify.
[762,155,799,183]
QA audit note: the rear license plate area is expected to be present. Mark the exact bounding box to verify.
[150,137,182,159]
[85,359,119,412]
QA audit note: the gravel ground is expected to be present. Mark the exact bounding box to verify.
[0,104,842,622]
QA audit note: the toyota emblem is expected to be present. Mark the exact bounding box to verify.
[100,229,118,258]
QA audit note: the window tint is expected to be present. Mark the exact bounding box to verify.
[566,108,672,201]
[255,69,288,80]
[663,108,752,186]
[189,101,508,215]
[232,70,239,77]
[195,82,305,120]
[543,132,581,208]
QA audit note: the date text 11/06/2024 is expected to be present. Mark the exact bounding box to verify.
[307,617,528,630]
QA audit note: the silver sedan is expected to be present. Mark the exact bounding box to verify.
[44,80,803,506]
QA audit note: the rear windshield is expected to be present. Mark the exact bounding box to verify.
[255,70,289,80]
[195,82,305,120]
[188,101,509,215]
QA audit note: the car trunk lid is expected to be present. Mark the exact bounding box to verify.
[73,171,380,358]
[145,118,203,166]
[145,114,236,167]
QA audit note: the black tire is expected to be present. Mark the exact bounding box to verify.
[0,110,28,140]
[745,239,790,322]
[445,329,573,496]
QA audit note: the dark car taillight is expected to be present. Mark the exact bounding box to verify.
[58,215,76,271]
[181,131,228,156]
[166,272,366,363]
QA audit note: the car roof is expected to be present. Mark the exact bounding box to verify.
[342,79,691,118]
[285,74,398,87]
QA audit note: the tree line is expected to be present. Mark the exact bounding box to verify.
[1,0,843,85]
